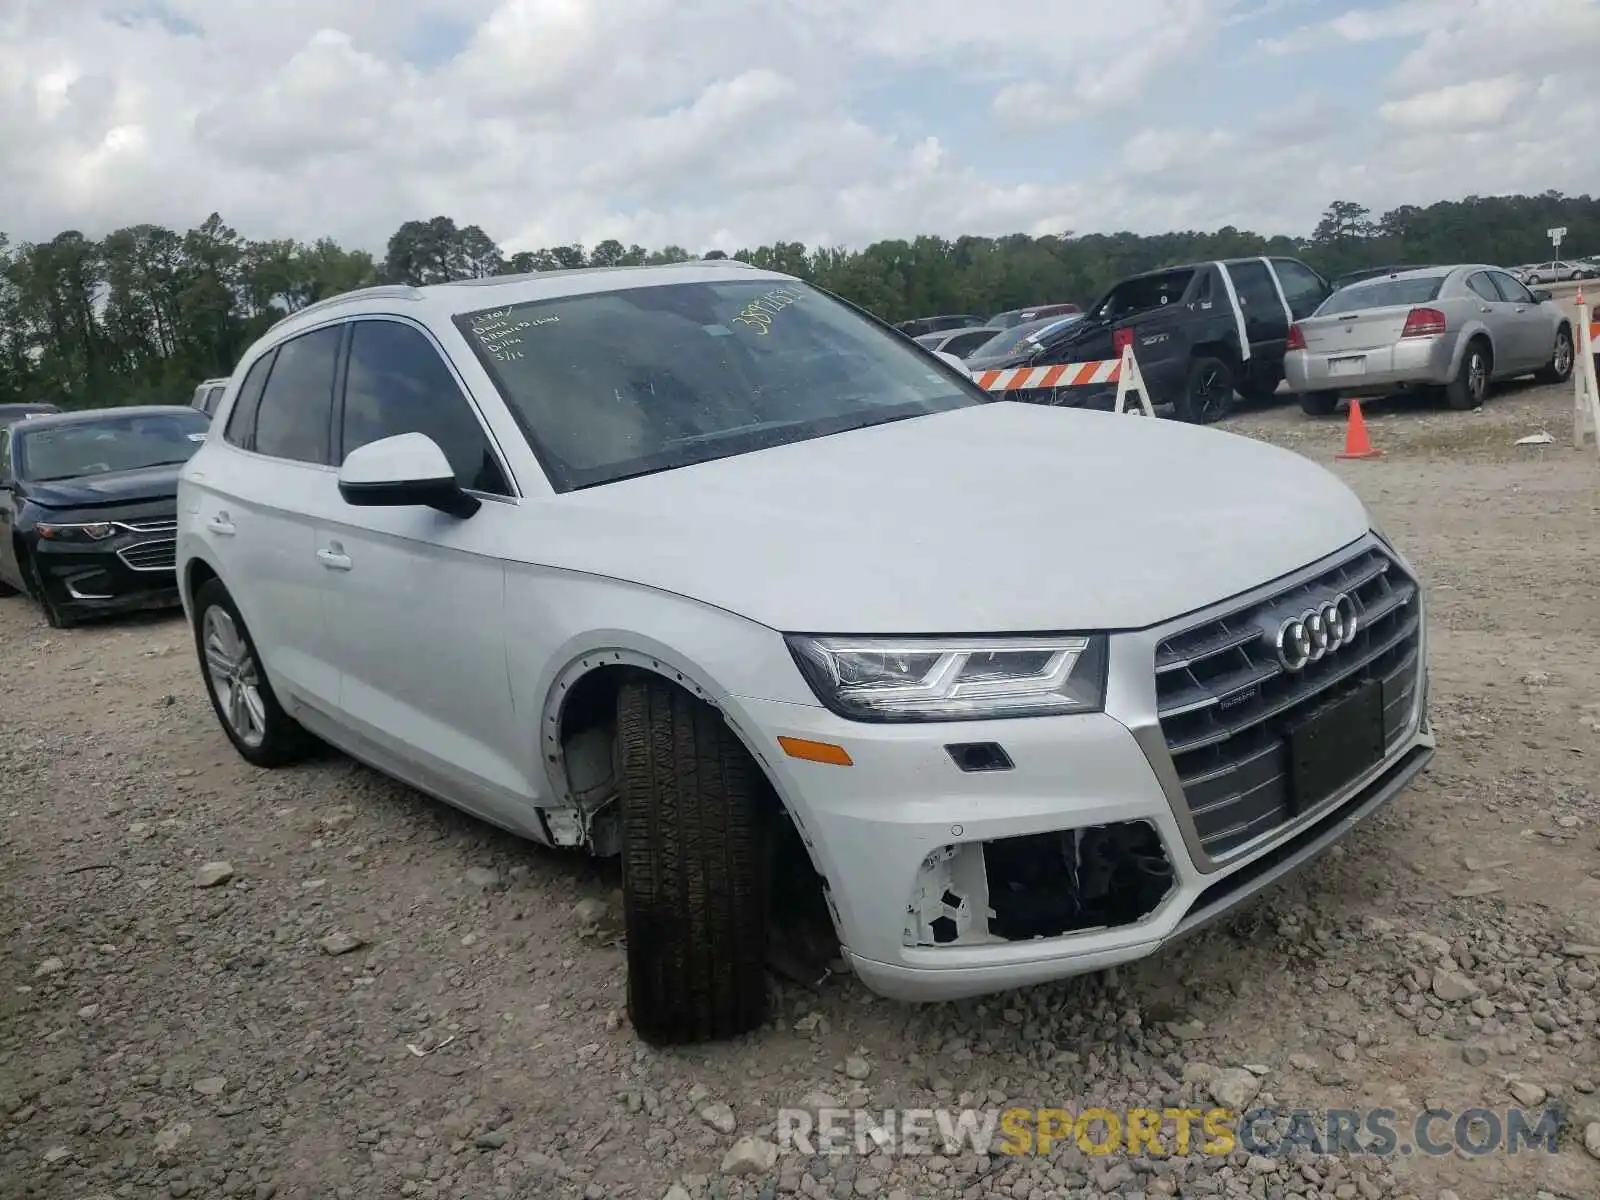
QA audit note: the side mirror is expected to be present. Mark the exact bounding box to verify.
[1532,288,1553,303]
[338,432,480,518]
[934,350,972,377]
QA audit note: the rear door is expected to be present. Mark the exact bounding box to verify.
[1226,260,1290,358]
[0,427,19,590]
[188,326,345,715]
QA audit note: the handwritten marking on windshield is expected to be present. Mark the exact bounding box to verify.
[468,310,559,363]
[729,287,805,336]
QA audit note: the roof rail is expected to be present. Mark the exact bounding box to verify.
[269,284,425,329]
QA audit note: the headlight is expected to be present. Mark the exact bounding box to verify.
[36,522,118,541]
[786,634,1107,722]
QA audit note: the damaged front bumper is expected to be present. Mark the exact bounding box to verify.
[742,693,1431,1003]
[736,535,1433,1004]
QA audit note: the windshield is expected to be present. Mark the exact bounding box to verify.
[17,411,209,481]
[1316,275,1444,315]
[968,315,1078,359]
[455,279,982,491]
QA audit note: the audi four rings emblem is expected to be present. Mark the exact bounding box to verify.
[1275,594,1359,671]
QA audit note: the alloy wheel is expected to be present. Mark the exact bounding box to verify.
[203,606,267,748]
[1555,332,1574,377]
[1467,352,1488,403]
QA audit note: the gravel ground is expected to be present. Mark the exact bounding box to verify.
[4,380,1600,1200]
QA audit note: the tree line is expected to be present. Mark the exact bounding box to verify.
[2,192,1595,409]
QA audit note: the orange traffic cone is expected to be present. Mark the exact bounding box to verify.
[1337,398,1382,460]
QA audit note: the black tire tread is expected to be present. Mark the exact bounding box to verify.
[618,677,768,1045]
[1445,339,1490,411]
[1299,390,1340,417]
[1177,355,1234,424]
[193,578,315,768]
[1535,327,1574,385]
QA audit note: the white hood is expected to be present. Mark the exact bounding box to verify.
[525,402,1371,633]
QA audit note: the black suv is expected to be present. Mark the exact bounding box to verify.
[974,257,1332,422]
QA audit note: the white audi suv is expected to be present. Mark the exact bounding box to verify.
[175,261,1433,1044]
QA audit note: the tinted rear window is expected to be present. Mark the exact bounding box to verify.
[1318,276,1444,314]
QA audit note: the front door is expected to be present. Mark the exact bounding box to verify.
[1487,270,1556,371]
[316,317,539,831]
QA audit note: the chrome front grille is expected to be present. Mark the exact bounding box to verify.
[118,539,177,572]
[121,517,178,534]
[1154,545,1421,857]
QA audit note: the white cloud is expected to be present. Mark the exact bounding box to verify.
[1378,74,1529,132]
[0,0,1594,260]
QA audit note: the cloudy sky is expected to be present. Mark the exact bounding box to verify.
[2,0,1597,256]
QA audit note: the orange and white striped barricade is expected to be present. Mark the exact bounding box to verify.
[970,344,1154,416]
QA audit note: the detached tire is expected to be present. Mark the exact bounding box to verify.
[618,677,769,1045]
[1175,355,1234,424]
[192,578,315,767]
[1446,339,1491,410]
[1535,326,1574,385]
[1299,390,1340,417]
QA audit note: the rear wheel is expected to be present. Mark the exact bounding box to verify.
[1535,326,1574,385]
[1445,340,1491,411]
[1234,365,1282,405]
[1298,390,1340,417]
[192,578,315,767]
[1175,355,1234,424]
[617,676,770,1045]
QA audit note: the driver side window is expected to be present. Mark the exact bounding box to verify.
[0,430,11,484]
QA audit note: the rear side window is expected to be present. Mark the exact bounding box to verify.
[0,429,11,484]
[339,320,512,495]
[1317,276,1444,314]
[944,328,996,357]
[1099,270,1195,320]
[251,327,342,464]
[205,385,225,414]
[223,351,277,449]
[1466,273,1500,302]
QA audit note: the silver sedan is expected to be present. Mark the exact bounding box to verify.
[1284,265,1576,415]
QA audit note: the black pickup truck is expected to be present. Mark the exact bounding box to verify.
[974,256,1334,422]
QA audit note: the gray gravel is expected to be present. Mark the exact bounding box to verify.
[4,395,1600,1199]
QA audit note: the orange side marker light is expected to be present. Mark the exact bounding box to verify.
[777,737,854,767]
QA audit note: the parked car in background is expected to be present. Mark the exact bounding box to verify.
[1523,261,1597,283]
[969,257,1332,422]
[1330,265,1439,291]
[191,377,230,418]
[0,406,209,627]
[987,302,1082,330]
[1283,265,1574,415]
[175,261,1434,1046]
[963,314,1085,373]
[894,314,985,338]
[913,326,1003,358]
[0,402,62,425]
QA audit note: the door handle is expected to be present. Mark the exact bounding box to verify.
[317,548,353,571]
[1515,306,1527,313]
[207,516,236,536]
